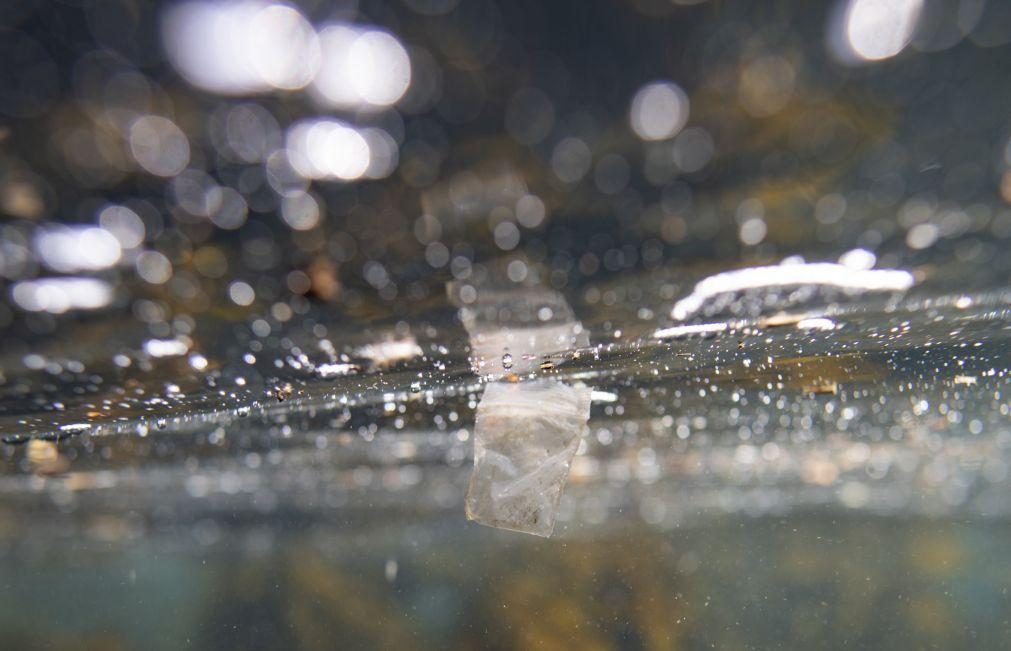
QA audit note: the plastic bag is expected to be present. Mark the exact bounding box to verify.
[465,380,592,537]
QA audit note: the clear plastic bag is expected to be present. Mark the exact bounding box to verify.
[465,380,592,537]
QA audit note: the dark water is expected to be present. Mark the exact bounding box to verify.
[2,0,1011,648]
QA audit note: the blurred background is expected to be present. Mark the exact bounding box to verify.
[2,0,1011,648]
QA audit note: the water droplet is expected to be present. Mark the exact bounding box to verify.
[502,352,513,370]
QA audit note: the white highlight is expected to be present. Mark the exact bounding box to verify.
[796,317,838,331]
[838,248,876,270]
[286,119,372,181]
[357,339,423,366]
[653,322,729,339]
[311,24,411,110]
[590,390,618,403]
[162,0,320,94]
[12,277,113,313]
[316,362,359,378]
[671,261,915,320]
[832,0,924,64]
[144,338,191,358]
[34,226,121,273]
[629,81,689,141]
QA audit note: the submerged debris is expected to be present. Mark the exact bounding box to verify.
[466,380,592,537]
[27,439,69,475]
[272,383,294,402]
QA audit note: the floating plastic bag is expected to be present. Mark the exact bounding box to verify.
[465,380,592,537]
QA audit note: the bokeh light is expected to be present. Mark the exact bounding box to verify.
[162,0,320,94]
[33,226,121,273]
[285,118,373,182]
[128,115,190,177]
[12,277,113,313]
[629,81,689,141]
[832,0,925,63]
[311,24,412,111]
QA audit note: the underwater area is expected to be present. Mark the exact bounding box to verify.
[2,0,1011,648]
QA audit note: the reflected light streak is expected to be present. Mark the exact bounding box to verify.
[12,277,113,313]
[671,261,915,320]
[144,338,192,358]
[653,322,729,339]
[796,317,838,331]
[34,225,121,273]
[356,338,423,366]
[315,362,359,378]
